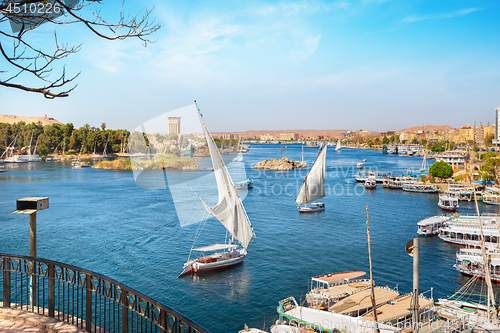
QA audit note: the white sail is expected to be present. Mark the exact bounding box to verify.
[335,140,341,151]
[197,106,255,249]
[295,146,327,206]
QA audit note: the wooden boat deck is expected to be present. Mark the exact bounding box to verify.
[328,287,398,314]
[362,294,434,322]
[321,281,370,298]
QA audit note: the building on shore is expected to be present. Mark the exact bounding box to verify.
[279,133,299,141]
[168,117,181,135]
[260,134,274,141]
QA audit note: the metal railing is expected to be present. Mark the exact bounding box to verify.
[0,253,210,333]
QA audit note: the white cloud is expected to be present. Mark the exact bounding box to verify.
[403,8,481,23]
[291,34,321,63]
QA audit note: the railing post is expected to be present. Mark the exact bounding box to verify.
[160,309,166,333]
[86,274,92,332]
[3,258,11,308]
[48,263,54,317]
[122,289,128,333]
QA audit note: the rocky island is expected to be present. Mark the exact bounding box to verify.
[93,154,200,171]
[252,157,307,171]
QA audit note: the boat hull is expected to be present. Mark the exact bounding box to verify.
[298,203,325,213]
[178,251,246,277]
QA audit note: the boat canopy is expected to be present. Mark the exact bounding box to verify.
[417,216,450,227]
[193,244,238,252]
[311,271,366,284]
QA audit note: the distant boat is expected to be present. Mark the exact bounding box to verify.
[235,179,253,189]
[364,179,376,189]
[301,145,307,167]
[438,191,459,211]
[335,140,341,151]
[295,145,327,213]
[357,162,364,169]
[72,147,90,168]
[178,102,255,277]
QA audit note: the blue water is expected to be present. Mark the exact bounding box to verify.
[1,145,498,333]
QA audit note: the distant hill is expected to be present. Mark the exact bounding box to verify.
[0,114,63,126]
[397,125,454,133]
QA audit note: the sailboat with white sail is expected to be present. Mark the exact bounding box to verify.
[335,140,341,151]
[295,145,327,213]
[178,102,256,277]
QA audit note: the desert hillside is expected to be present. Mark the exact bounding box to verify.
[0,114,63,126]
[397,125,454,133]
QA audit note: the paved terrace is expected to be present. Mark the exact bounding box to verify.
[0,305,83,333]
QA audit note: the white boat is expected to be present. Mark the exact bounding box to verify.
[438,191,459,211]
[417,215,450,236]
[454,247,500,282]
[355,171,395,183]
[72,147,90,168]
[388,176,416,189]
[357,162,364,169]
[295,145,327,213]
[335,140,341,151]
[364,179,376,189]
[300,145,307,167]
[178,102,255,277]
[402,183,440,193]
[439,218,500,248]
[484,193,500,205]
[0,164,6,172]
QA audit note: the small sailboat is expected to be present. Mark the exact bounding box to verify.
[72,147,90,168]
[335,140,341,151]
[295,145,327,213]
[178,102,256,277]
[91,141,103,159]
[300,144,307,167]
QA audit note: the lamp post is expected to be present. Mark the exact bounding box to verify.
[11,197,49,305]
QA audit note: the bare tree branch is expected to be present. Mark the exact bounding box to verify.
[0,0,162,98]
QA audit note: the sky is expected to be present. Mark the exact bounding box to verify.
[1,0,500,132]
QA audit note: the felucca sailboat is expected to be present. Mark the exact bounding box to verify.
[335,140,341,151]
[295,145,327,213]
[178,102,256,277]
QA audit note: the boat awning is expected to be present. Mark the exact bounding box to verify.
[417,216,449,226]
[311,271,366,284]
[193,244,238,252]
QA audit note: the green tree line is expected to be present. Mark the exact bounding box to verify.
[0,122,130,156]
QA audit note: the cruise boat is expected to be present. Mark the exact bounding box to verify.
[438,191,459,211]
[483,193,500,205]
[305,271,368,309]
[417,215,450,236]
[438,217,500,248]
[364,179,376,189]
[295,145,327,213]
[355,170,395,183]
[388,176,416,189]
[178,102,255,277]
[454,247,500,282]
[402,183,440,193]
[447,183,475,201]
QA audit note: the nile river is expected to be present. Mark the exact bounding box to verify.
[0,145,498,332]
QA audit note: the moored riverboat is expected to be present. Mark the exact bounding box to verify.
[355,170,395,183]
[402,183,440,193]
[438,191,459,211]
[417,215,450,236]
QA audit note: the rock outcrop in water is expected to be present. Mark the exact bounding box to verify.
[252,157,307,171]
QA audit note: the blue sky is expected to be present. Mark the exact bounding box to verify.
[1,0,499,132]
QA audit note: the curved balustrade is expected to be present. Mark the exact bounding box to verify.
[0,253,210,333]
